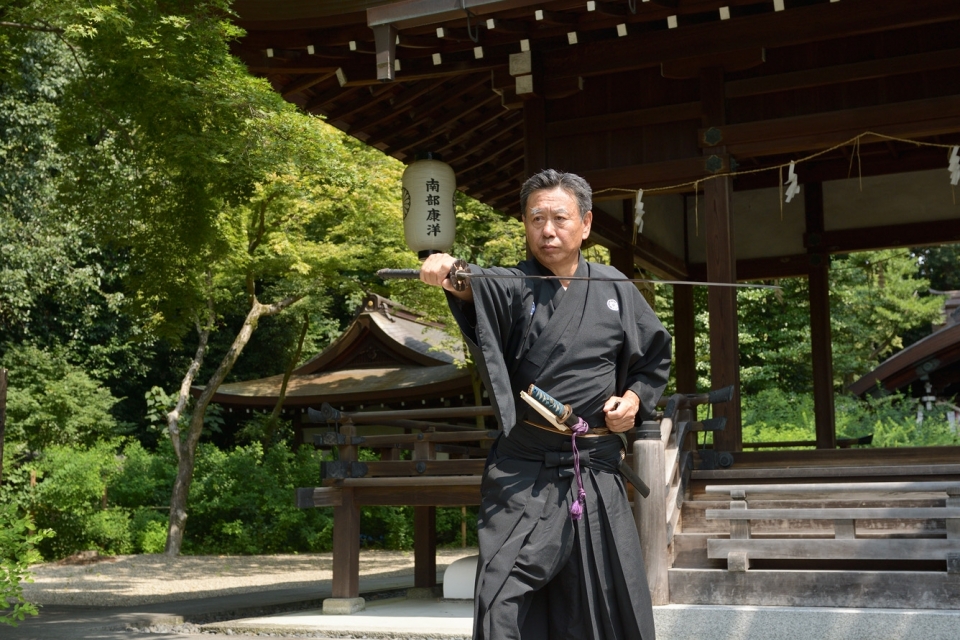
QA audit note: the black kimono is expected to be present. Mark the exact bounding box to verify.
[448,254,672,640]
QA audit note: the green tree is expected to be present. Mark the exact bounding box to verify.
[830,251,942,387]
[2,344,119,450]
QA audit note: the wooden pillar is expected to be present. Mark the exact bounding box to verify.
[701,67,741,451]
[634,437,669,605]
[608,199,634,276]
[523,95,546,179]
[332,422,360,598]
[413,437,437,588]
[805,182,837,449]
[673,285,697,394]
[414,507,437,588]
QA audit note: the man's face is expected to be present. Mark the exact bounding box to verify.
[523,186,592,274]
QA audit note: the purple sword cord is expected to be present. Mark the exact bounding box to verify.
[569,417,590,521]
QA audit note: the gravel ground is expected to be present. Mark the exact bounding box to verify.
[23,549,478,607]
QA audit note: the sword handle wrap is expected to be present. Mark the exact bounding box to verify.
[527,384,574,425]
[376,268,420,279]
[376,260,471,291]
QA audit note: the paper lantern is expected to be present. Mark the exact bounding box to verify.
[401,152,456,259]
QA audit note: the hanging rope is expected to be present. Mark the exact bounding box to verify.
[594,131,958,199]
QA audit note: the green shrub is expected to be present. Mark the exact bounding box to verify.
[0,504,54,627]
[27,442,129,558]
[130,508,168,554]
[737,388,960,449]
[181,442,333,554]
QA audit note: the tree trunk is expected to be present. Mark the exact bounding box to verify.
[164,294,301,556]
[0,368,7,486]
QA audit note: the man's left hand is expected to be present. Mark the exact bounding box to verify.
[603,390,641,433]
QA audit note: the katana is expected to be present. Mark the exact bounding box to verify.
[377,259,781,291]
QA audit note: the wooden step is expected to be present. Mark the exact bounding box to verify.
[681,498,947,534]
[668,568,960,608]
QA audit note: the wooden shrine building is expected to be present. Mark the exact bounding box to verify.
[228,0,960,610]
[206,293,478,443]
[231,0,960,453]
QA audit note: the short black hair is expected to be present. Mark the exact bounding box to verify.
[519,169,592,221]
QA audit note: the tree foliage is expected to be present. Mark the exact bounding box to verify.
[0,504,53,627]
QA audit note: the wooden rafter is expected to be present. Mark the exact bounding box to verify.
[347,78,449,132]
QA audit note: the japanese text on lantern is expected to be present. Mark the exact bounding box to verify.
[426,179,441,235]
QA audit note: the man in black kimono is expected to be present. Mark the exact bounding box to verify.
[420,169,671,640]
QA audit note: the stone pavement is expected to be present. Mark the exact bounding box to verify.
[6,573,413,640]
[10,557,960,640]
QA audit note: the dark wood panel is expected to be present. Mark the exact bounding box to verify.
[687,254,812,282]
[544,0,960,79]
[809,218,960,254]
[726,49,960,99]
[546,102,701,138]
[701,95,960,157]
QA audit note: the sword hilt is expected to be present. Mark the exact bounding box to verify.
[376,259,471,292]
[527,384,575,426]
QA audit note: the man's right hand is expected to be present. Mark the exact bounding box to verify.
[420,253,474,301]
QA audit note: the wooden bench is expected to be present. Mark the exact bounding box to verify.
[296,405,498,600]
[703,481,960,573]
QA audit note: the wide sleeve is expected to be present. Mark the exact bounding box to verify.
[619,287,672,420]
[445,265,525,432]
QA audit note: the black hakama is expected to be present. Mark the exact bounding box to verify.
[447,254,671,640]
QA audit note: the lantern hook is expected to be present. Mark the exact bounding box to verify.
[627,0,637,14]
[461,0,480,43]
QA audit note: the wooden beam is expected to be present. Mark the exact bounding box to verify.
[583,155,730,193]
[688,254,813,282]
[364,74,492,147]
[809,218,960,254]
[546,102,701,138]
[387,94,498,154]
[442,116,524,162]
[391,90,501,155]
[347,78,448,132]
[464,163,523,193]
[324,82,399,122]
[454,138,525,174]
[281,71,338,98]
[661,48,764,80]
[304,84,363,116]
[439,104,523,150]
[414,506,437,588]
[805,182,836,450]
[367,0,546,30]
[731,144,959,192]
[726,48,960,99]
[544,0,960,79]
[701,94,960,158]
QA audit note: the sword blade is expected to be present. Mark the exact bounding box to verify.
[376,268,781,290]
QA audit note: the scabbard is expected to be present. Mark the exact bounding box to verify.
[618,459,651,499]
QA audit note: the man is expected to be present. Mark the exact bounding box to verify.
[420,169,671,640]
